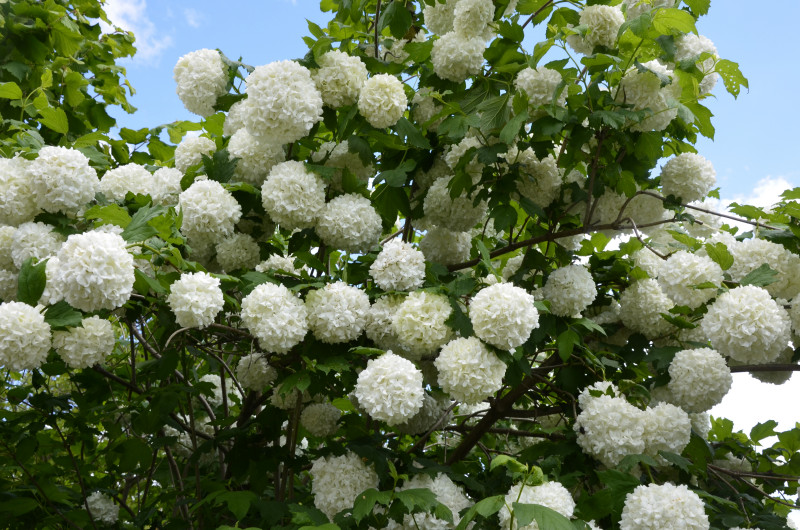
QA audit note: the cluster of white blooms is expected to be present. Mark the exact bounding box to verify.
[175,136,216,173]
[173,49,228,116]
[223,100,248,136]
[0,157,38,225]
[315,193,382,253]
[99,163,155,202]
[657,251,722,308]
[423,177,487,232]
[53,316,115,369]
[197,373,241,408]
[311,140,374,190]
[227,129,285,186]
[542,264,597,317]
[167,272,223,329]
[423,0,458,35]
[701,285,791,364]
[365,295,408,353]
[270,387,311,411]
[312,50,368,108]
[675,33,719,94]
[510,151,563,208]
[369,239,426,292]
[86,491,120,525]
[389,473,472,529]
[395,393,452,435]
[411,88,444,131]
[435,337,506,404]
[358,74,407,129]
[419,226,472,265]
[52,231,134,312]
[622,0,678,19]
[311,452,379,521]
[301,403,342,437]
[743,346,795,385]
[619,279,674,338]
[659,153,716,203]
[445,136,484,182]
[579,5,624,51]
[642,402,692,462]
[29,146,98,215]
[499,481,575,530]
[393,291,453,356]
[235,353,277,391]
[620,483,709,530]
[0,302,51,371]
[10,221,64,268]
[243,60,323,144]
[152,167,183,205]
[261,161,326,230]
[514,67,567,114]
[431,32,486,83]
[306,282,369,343]
[624,190,671,230]
[618,60,680,132]
[256,254,301,275]
[241,282,308,354]
[215,233,261,272]
[575,392,645,467]
[179,179,242,244]
[453,0,495,39]
[667,348,731,412]
[726,237,800,300]
[354,351,424,425]
[470,283,539,350]
[632,247,663,277]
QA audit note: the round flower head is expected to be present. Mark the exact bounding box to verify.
[227,128,285,185]
[312,50,368,108]
[745,346,795,385]
[235,352,277,391]
[392,291,453,357]
[354,350,424,425]
[174,136,216,173]
[435,337,506,404]
[657,251,723,308]
[419,226,472,265]
[618,278,674,338]
[301,402,342,437]
[513,150,564,208]
[726,237,800,300]
[167,271,223,329]
[173,48,228,116]
[99,163,156,202]
[243,60,323,144]
[423,177,488,233]
[256,254,301,275]
[215,232,261,272]
[241,282,308,354]
[618,60,681,132]
[370,239,426,292]
[660,153,716,203]
[642,402,691,462]
[306,282,369,343]
[0,156,39,225]
[542,264,597,317]
[358,74,407,129]
[470,282,539,350]
[453,0,495,40]
[0,302,51,372]
[514,67,567,115]
[445,136,484,182]
[575,392,646,467]
[675,33,719,94]
[223,99,248,136]
[701,285,791,364]
[310,452,379,521]
[499,481,575,530]
[152,167,183,205]
[316,193,382,253]
[310,140,374,191]
[411,87,444,131]
[53,316,115,369]
[620,483,709,530]
[396,473,472,529]
[179,179,242,244]
[632,247,663,278]
[395,393,453,435]
[11,221,64,269]
[365,294,410,354]
[86,491,120,525]
[52,230,134,312]
[423,0,458,35]
[261,161,326,230]
[667,348,731,413]
[431,32,485,83]
[29,146,98,215]
[579,5,624,50]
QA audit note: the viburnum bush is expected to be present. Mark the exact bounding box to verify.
[2,0,800,528]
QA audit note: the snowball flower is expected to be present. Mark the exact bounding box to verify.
[227,128,285,185]
[642,402,692,462]
[100,163,156,202]
[86,491,120,525]
[167,272,223,329]
[174,136,216,173]
[657,250,722,308]
[215,232,261,272]
[354,351,424,425]
[513,151,564,208]
[301,403,342,437]
[173,48,228,116]
[310,452,379,521]
[701,285,791,364]
[423,177,488,232]
[470,283,539,350]
[53,316,115,369]
[618,59,680,132]
[243,60,323,144]
[235,352,277,391]
[620,483,709,530]
[261,161,326,230]
[575,393,646,467]
[152,167,183,205]
[256,254,301,275]
[240,282,308,354]
[514,67,567,114]
[223,99,248,136]
[358,74,407,129]
[312,49,368,108]
[444,136,483,181]
[667,348,731,413]
[542,264,597,317]
[179,179,242,244]
[435,337,506,404]
[0,302,51,372]
[315,193,382,253]
[618,279,674,338]
[579,5,624,50]
[675,33,719,94]
[431,32,485,83]
[370,239,426,292]
[0,156,39,225]
[392,291,453,357]
[29,146,98,215]
[499,481,575,530]
[423,0,458,35]
[453,0,495,39]
[365,295,408,353]
[395,393,453,435]
[395,473,472,529]
[726,237,800,300]
[11,221,64,269]
[419,226,472,265]
[311,140,374,190]
[305,282,369,343]
[660,153,716,203]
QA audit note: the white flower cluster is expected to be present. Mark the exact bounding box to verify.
[419,226,472,265]
[316,193,382,253]
[657,251,722,308]
[574,5,624,52]
[310,451,379,521]
[370,239,426,292]
[411,88,444,131]
[223,100,248,136]
[86,491,120,525]
[0,302,51,372]
[53,316,115,369]
[470,283,539,350]
[618,279,674,338]
[173,48,228,117]
[620,483,709,530]
[675,33,719,94]
[390,473,472,529]
[365,295,408,353]
[227,128,285,186]
[358,74,407,129]
[261,161,326,230]
[354,351,424,425]
[306,282,369,343]
[726,237,800,300]
[514,68,567,115]
[0,157,38,225]
[153,167,183,205]
[643,402,692,464]
[216,233,261,272]
[235,353,277,391]
[542,264,597,317]
[618,60,680,132]
[659,153,716,203]
[445,136,483,182]
[100,163,155,202]
[453,0,495,39]
[701,285,791,364]
[431,32,486,83]
[423,177,487,232]
[244,60,323,144]
[435,337,506,404]
[395,393,452,435]
[499,481,575,530]
[11,221,64,269]
[312,50,368,108]
[301,403,342,437]
[667,348,731,412]
[311,140,374,190]
[179,179,242,244]
[175,136,216,173]
[241,282,308,354]
[167,271,223,329]
[392,291,453,357]
[423,0,458,35]
[256,254,301,275]
[510,150,563,208]
[29,146,98,215]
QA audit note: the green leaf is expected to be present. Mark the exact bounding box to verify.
[17,258,47,306]
[777,429,800,453]
[492,203,518,233]
[119,127,150,144]
[43,301,83,330]
[751,420,778,444]
[658,451,691,472]
[378,159,416,187]
[38,107,69,134]
[395,117,431,149]
[456,495,505,530]
[489,455,528,473]
[512,503,574,530]
[121,204,165,242]
[477,94,510,132]
[84,204,132,228]
[0,498,38,516]
[378,1,412,39]
[739,263,779,288]
[134,269,166,295]
[557,329,579,361]
[684,0,711,15]
[202,149,237,183]
[0,81,22,99]
[352,488,392,522]
[499,110,529,144]
[715,59,748,99]
[703,242,733,270]
[299,524,340,530]
[651,8,696,35]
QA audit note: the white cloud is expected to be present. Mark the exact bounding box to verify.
[101,0,172,65]
[184,8,203,28]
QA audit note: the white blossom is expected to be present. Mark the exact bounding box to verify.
[660,153,716,203]
[310,140,374,191]
[423,176,487,233]
[173,48,228,116]
[620,483,709,530]
[657,251,722,308]
[419,226,472,265]
[312,50,368,108]
[0,302,51,372]
[261,161,326,230]
[435,337,506,404]
[370,239,426,292]
[0,157,39,225]
[578,5,624,51]
[152,167,184,205]
[315,194,382,253]
[575,392,646,467]
[642,402,692,462]
[667,348,731,413]
[86,491,120,525]
[514,67,567,114]
[223,99,248,136]
[174,136,217,173]
[301,403,342,437]
[500,481,575,530]
[241,282,308,354]
[393,473,472,529]
[431,32,485,83]
[675,33,719,94]
[618,60,680,132]
[453,0,495,40]
[354,351,424,425]
[227,128,285,186]
[215,233,261,272]
[310,452,379,521]
[11,221,64,269]
[392,291,453,357]
[167,271,224,329]
[470,282,539,350]
[513,151,564,208]
[53,316,115,369]
[358,74,407,129]
[29,146,98,215]
[542,264,597,317]
[618,279,674,338]
[179,179,242,245]
[306,282,369,344]
[423,0,458,35]
[235,353,277,391]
